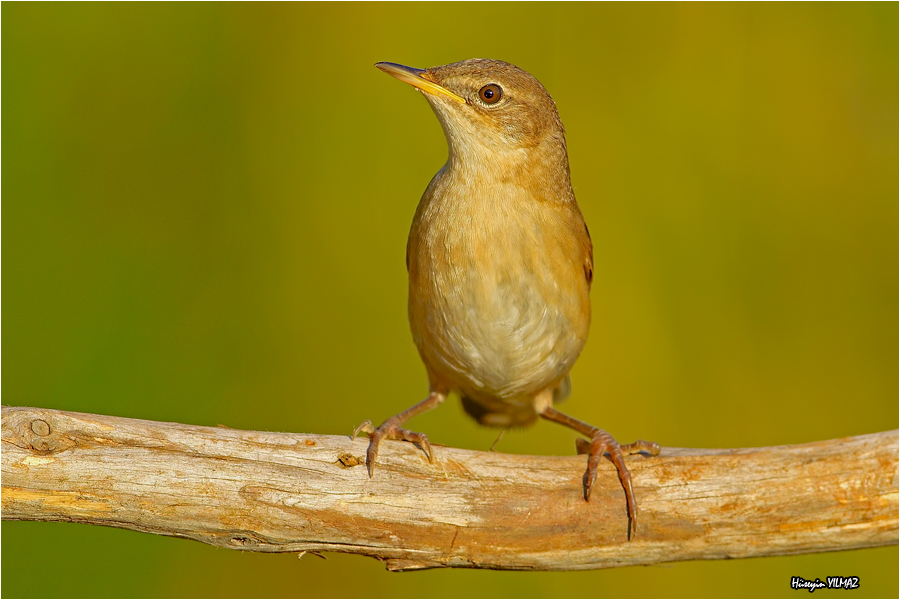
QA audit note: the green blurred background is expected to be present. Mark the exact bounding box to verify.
[3,2,897,598]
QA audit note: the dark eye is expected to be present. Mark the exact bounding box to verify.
[478,84,502,105]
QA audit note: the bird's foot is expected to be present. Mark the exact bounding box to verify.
[574,437,661,458]
[575,433,661,540]
[352,417,433,477]
[350,392,446,477]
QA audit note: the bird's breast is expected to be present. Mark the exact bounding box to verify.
[407,171,591,416]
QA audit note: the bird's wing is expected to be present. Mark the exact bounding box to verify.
[582,222,594,287]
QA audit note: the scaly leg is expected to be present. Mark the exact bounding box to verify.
[352,391,446,476]
[541,406,660,540]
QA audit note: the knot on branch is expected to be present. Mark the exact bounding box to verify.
[3,410,78,455]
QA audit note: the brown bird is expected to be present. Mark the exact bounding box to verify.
[355,58,659,538]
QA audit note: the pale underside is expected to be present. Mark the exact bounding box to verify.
[408,165,590,427]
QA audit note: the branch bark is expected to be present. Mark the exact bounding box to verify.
[2,406,896,571]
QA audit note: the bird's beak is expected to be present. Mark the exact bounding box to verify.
[375,62,466,104]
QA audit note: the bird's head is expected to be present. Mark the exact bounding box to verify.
[376,59,569,177]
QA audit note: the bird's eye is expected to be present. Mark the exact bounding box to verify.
[478,84,503,105]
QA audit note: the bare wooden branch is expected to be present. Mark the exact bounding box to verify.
[2,406,896,571]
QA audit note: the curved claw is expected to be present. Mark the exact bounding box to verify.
[364,428,382,477]
[621,439,661,456]
[352,420,375,439]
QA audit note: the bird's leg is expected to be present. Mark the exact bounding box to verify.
[352,391,446,476]
[540,406,660,540]
[488,429,507,452]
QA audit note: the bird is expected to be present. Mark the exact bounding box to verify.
[354,58,660,538]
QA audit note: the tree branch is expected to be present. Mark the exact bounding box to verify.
[1,406,896,571]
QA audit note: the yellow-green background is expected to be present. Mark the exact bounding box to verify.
[3,2,897,598]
